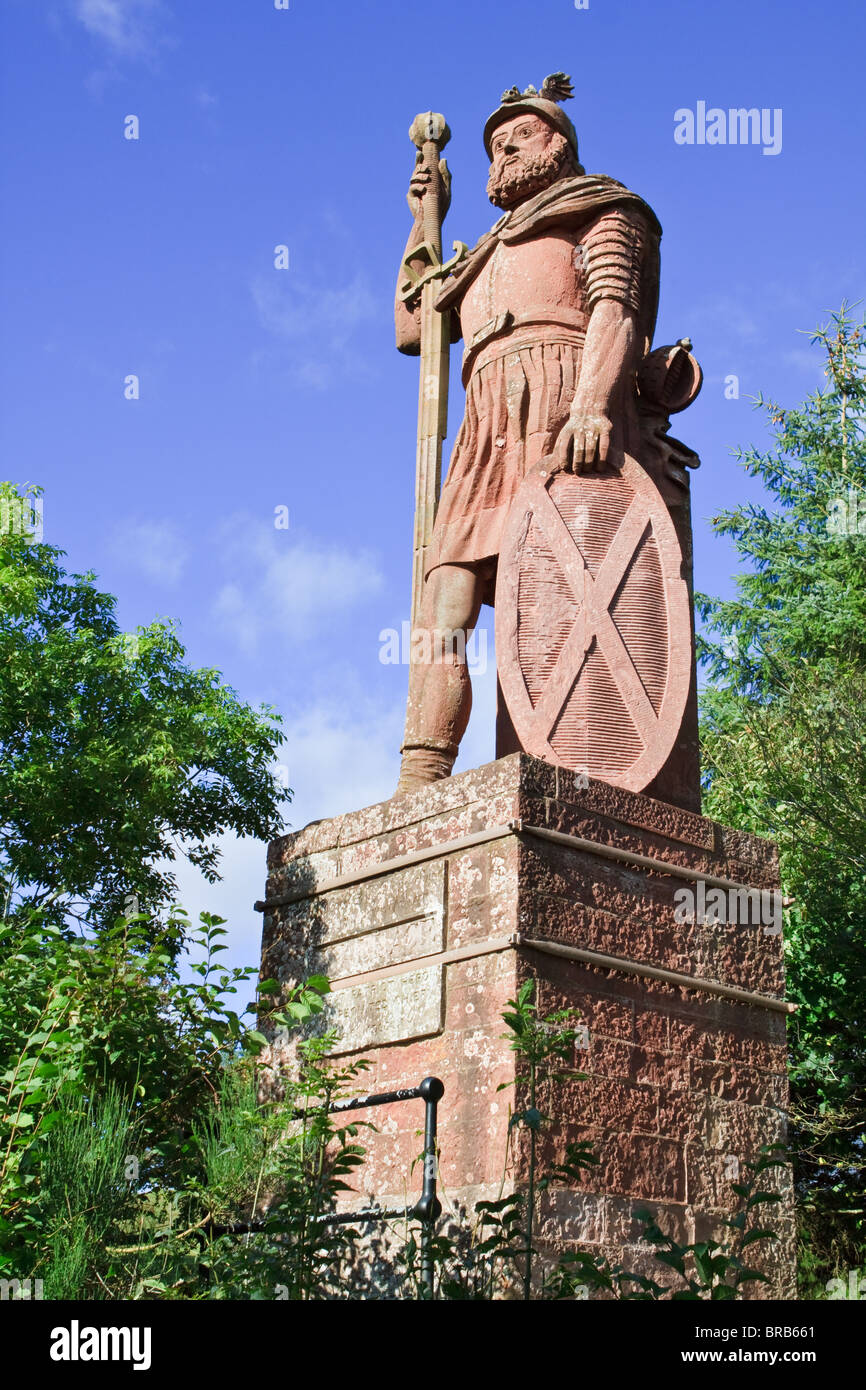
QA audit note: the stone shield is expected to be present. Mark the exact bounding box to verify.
[495,455,692,792]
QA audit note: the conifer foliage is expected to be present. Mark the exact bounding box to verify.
[697,306,866,1293]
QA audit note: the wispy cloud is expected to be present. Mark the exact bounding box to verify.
[691,293,763,342]
[279,695,402,820]
[250,270,381,390]
[110,518,189,585]
[73,0,168,60]
[212,519,385,653]
[165,652,499,976]
[782,346,827,377]
[167,691,404,974]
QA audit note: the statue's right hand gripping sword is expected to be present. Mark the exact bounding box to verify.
[402,112,468,627]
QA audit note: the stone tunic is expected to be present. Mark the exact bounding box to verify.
[425,203,649,578]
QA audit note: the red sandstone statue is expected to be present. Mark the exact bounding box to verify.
[395,75,703,811]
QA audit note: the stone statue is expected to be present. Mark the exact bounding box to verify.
[394,75,703,810]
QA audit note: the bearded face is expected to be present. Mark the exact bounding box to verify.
[487,116,578,209]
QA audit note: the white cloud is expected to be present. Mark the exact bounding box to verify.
[251,271,381,390]
[212,520,384,653]
[73,0,167,59]
[782,347,825,377]
[281,695,402,821]
[167,692,403,977]
[252,272,378,344]
[165,630,498,979]
[169,829,267,982]
[692,294,762,341]
[110,518,189,585]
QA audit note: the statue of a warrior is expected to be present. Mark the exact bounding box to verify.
[394,75,703,810]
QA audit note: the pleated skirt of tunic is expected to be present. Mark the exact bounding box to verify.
[424,338,582,577]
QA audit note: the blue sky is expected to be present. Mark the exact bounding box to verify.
[1,0,863,973]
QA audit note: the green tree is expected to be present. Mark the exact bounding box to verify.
[0,482,289,932]
[0,902,339,1298]
[0,907,280,1273]
[696,305,866,1293]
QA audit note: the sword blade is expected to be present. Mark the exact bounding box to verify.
[411,280,450,625]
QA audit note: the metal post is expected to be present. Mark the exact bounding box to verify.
[413,1076,444,1297]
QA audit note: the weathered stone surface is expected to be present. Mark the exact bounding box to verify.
[550,768,716,849]
[536,1190,607,1245]
[327,965,444,1055]
[270,860,445,982]
[497,458,692,794]
[606,1196,693,1248]
[261,754,795,1298]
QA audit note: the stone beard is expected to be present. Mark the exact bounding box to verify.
[486,131,580,209]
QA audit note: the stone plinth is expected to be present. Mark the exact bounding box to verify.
[259,753,796,1298]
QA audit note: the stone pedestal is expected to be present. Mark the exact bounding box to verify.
[259,753,796,1298]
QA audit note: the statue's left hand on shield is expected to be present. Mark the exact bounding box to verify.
[551,410,616,473]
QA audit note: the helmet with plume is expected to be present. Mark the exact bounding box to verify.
[483,72,583,170]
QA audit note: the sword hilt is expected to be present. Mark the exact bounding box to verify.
[398,239,469,304]
[408,112,451,256]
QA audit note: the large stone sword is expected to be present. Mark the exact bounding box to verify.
[399,112,467,626]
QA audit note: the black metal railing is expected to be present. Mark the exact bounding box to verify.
[295,1075,445,1295]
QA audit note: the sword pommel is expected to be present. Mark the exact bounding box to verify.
[409,111,451,151]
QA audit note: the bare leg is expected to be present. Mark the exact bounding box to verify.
[396,562,488,793]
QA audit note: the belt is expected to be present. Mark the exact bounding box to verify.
[463,307,587,383]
